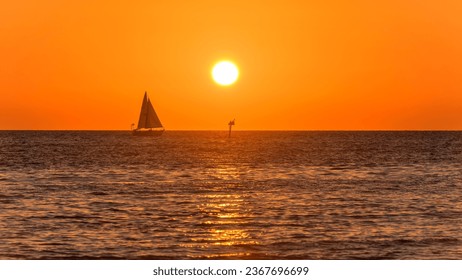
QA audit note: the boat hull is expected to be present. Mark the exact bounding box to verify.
[132,129,164,136]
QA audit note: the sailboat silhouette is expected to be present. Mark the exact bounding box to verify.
[132,91,164,136]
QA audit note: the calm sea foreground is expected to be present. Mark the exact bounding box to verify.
[0,131,461,259]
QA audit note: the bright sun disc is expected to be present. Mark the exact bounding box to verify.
[212,61,239,86]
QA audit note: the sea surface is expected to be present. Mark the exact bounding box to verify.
[0,131,461,259]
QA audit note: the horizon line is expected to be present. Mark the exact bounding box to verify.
[1,129,462,132]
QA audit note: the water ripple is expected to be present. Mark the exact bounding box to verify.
[0,131,461,259]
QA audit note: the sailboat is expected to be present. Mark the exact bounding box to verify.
[132,91,164,136]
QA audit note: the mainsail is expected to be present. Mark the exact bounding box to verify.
[137,92,163,129]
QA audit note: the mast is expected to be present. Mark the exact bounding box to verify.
[145,96,150,128]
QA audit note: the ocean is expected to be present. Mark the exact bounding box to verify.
[0,131,461,259]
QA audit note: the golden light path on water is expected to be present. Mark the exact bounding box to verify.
[180,166,259,259]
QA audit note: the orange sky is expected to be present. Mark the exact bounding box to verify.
[1,0,462,130]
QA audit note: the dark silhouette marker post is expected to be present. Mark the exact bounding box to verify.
[228,119,235,138]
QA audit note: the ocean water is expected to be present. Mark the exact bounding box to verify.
[0,131,461,259]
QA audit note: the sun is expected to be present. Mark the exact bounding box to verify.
[212,61,239,86]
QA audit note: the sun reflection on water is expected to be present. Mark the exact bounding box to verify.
[181,166,259,258]
[208,165,241,181]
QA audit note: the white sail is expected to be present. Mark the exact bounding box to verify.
[136,91,163,129]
